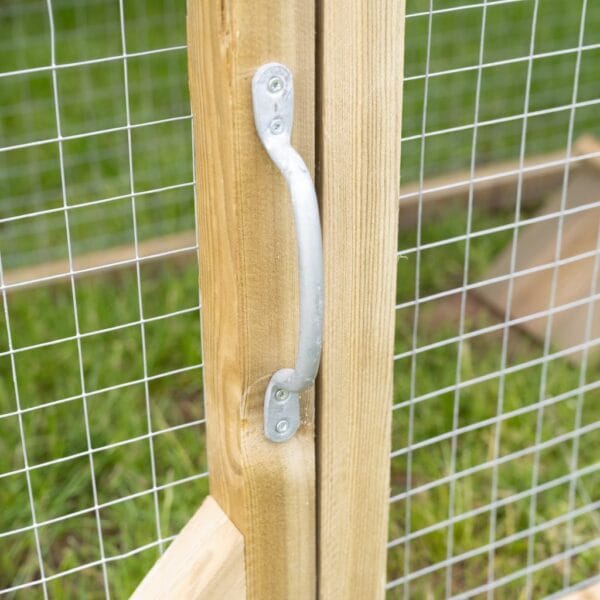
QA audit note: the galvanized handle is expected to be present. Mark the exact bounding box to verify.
[252,63,323,443]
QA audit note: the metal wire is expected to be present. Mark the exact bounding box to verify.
[0,1,205,596]
[2,1,599,597]
[391,1,600,598]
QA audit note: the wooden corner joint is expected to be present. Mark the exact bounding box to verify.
[130,496,246,600]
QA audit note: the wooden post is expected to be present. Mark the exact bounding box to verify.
[317,1,405,598]
[135,2,403,597]
[186,1,315,598]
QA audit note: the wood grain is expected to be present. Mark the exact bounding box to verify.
[187,1,315,598]
[131,496,245,599]
[316,1,405,598]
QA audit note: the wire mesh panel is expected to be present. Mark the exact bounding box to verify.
[0,1,206,597]
[390,0,600,598]
[3,0,600,598]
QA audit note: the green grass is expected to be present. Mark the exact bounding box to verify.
[1,204,598,598]
[1,0,599,598]
[0,0,193,270]
[0,259,208,598]
[1,0,599,269]
[389,204,600,598]
[401,0,600,181]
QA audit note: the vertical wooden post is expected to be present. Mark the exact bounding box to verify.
[317,1,405,598]
[187,1,315,598]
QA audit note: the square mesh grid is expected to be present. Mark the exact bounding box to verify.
[390,0,600,598]
[0,1,206,597]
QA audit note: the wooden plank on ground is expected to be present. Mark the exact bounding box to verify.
[398,149,568,229]
[575,134,600,170]
[187,1,316,598]
[131,496,245,600]
[3,231,196,289]
[476,147,600,364]
[398,135,597,230]
[317,1,404,598]
[563,582,600,600]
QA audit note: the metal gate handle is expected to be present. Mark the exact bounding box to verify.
[252,63,324,443]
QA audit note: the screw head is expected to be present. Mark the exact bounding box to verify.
[267,75,284,93]
[275,419,289,434]
[269,117,284,135]
[275,388,289,402]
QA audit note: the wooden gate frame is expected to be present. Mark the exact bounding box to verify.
[133,1,404,598]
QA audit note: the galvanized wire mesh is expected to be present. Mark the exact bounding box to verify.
[390,0,600,597]
[2,1,599,598]
[0,1,206,597]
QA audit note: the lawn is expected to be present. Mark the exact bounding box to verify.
[2,203,597,598]
[0,260,208,598]
[390,205,600,597]
[0,0,599,598]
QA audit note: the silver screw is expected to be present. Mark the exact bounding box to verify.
[269,117,284,135]
[267,75,284,93]
[275,419,289,434]
[275,388,289,402]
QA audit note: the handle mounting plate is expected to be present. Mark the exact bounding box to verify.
[264,370,301,443]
